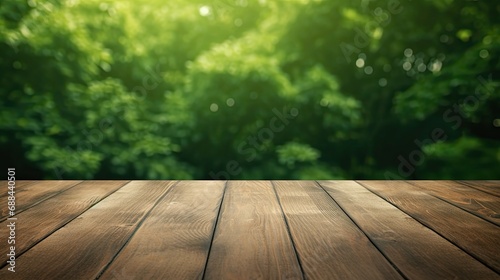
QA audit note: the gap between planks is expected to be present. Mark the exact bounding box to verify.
[0,181,177,279]
[356,180,500,274]
[0,181,130,270]
[318,180,498,279]
[407,181,499,226]
[98,181,226,280]
[278,181,403,279]
[0,181,83,222]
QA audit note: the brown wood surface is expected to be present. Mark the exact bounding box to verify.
[99,181,225,280]
[408,180,500,225]
[0,180,81,221]
[273,180,402,280]
[0,181,36,218]
[358,180,500,273]
[459,180,500,197]
[0,181,176,279]
[319,180,499,279]
[0,180,128,268]
[0,181,38,197]
[204,181,303,280]
[1,180,499,279]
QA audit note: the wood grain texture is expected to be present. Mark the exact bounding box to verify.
[204,181,303,280]
[408,180,500,225]
[273,181,403,280]
[0,180,128,268]
[358,180,500,273]
[0,181,176,280]
[459,180,500,197]
[0,181,36,219]
[99,181,225,280]
[0,180,81,221]
[2,180,498,279]
[0,181,38,197]
[319,180,499,279]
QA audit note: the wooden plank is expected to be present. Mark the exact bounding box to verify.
[1,181,36,218]
[459,181,500,197]
[99,181,225,280]
[0,181,38,197]
[0,180,82,221]
[358,180,500,273]
[204,181,303,280]
[408,180,500,225]
[0,180,129,268]
[0,181,176,279]
[273,181,403,279]
[318,181,499,279]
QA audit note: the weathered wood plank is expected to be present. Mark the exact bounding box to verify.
[1,181,37,218]
[273,181,403,280]
[319,180,499,279]
[0,180,81,221]
[204,181,303,280]
[0,181,38,197]
[358,180,500,273]
[0,180,129,268]
[459,180,500,197]
[0,181,176,279]
[99,181,225,280]
[408,180,500,225]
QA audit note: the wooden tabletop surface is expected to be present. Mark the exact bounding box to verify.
[0,180,499,279]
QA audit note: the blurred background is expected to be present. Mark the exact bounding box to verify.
[0,0,498,180]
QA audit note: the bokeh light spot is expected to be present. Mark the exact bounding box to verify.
[199,6,211,16]
[494,119,500,127]
[440,34,449,43]
[364,66,373,75]
[13,61,22,69]
[356,58,365,68]
[378,78,387,87]
[483,36,492,45]
[479,49,489,59]
[417,63,426,72]
[403,61,412,71]
[404,48,413,57]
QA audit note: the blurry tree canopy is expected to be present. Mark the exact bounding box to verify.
[1,0,498,179]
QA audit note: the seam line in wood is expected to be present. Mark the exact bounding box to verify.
[356,180,499,274]
[405,181,499,227]
[456,181,500,198]
[316,180,410,280]
[0,180,84,223]
[95,180,179,279]
[0,180,131,270]
[270,180,306,280]
[201,180,228,280]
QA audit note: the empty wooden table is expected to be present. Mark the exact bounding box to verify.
[0,180,499,279]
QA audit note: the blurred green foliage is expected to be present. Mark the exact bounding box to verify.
[1,0,498,179]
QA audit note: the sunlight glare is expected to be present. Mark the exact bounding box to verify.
[199,5,211,17]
